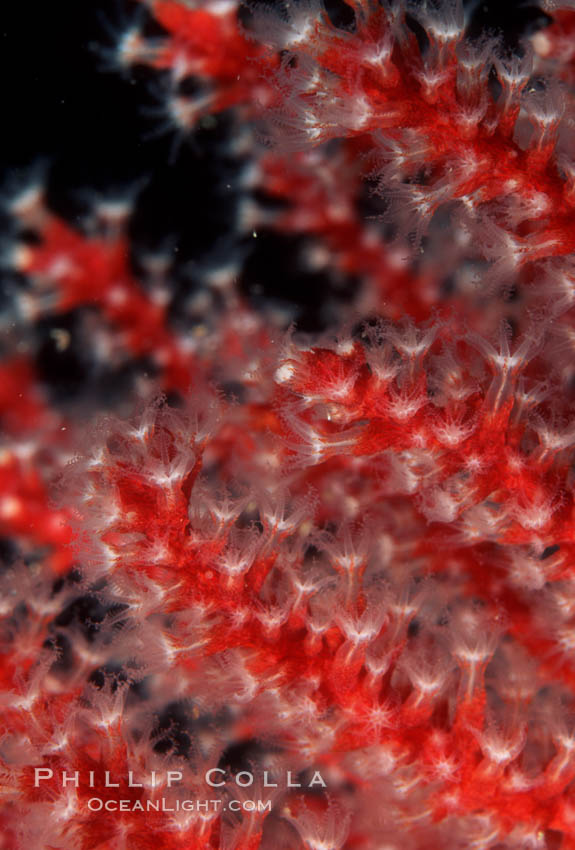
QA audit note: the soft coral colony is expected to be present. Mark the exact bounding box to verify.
[3,0,575,848]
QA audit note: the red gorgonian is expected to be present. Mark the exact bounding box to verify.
[2,1,575,848]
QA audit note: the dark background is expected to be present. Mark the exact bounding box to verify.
[0,0,553,339]
[0,0,551,230]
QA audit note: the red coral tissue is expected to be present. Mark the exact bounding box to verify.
[2,1,575,849]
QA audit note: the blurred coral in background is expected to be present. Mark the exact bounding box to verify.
[2,0,575,847]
